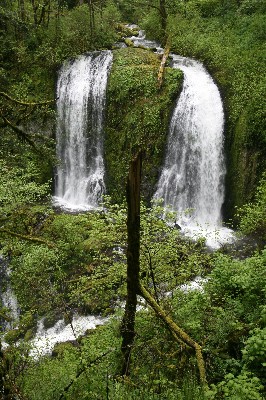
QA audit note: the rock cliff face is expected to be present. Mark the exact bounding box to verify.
[223,103,265,221]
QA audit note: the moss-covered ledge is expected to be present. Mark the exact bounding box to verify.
[105,47,183,203]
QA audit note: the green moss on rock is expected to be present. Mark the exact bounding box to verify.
[105,47,183,202]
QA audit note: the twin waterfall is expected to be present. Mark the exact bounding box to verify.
[54,50,232,247]
[54,51,113,210]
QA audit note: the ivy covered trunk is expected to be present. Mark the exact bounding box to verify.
[120,152,142,376]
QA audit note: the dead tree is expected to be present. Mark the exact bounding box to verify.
[120,151,208,388]
[120,152,142,376]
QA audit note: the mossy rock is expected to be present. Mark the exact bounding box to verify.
[105,47,183,203]
[124,38,134,47]
[19,311,36,333]
[52,341,77,358]
[4,328,21,344]
[24,328,35,342]
[43,312,62,329]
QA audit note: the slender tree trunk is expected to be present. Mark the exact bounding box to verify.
[160,0,167,45]
[120,152,208,388]
[120,152,142,376]
[88,0,95,46]
[18,0,26,21]
[31,0,38,26]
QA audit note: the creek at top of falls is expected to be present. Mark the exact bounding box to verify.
[54,50,113,211]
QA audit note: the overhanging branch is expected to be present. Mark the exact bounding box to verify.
[0,229,55,248]
[0,91,57,106]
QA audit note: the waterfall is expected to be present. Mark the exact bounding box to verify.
[0,257,20,332]
[54,51,113,211]
[154,55,233,248]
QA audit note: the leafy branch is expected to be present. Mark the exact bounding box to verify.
[58,348,115,400]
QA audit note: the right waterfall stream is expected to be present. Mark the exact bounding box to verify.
[128,28,236,248]
[154,54,234,248]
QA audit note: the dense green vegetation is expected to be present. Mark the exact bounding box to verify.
[105,47,182,202]
[0,0,265,399]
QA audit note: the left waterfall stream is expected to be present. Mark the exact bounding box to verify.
[1,51,113,358]
[54,50,113,211]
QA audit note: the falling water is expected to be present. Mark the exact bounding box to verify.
[0,257,20,333]
[154,55,233,248]
[54,51,113,210]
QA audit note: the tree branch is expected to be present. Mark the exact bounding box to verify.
[158,45,170,89]
[0,91,56,106]
[59,349,114,400]
[1,115,42,153]
[0,229,55,248]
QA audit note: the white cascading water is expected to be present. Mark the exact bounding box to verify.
[29,314,108,359]
[154,55,233,248]
[54,51,113,210]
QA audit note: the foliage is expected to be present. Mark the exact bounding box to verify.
[12,246,266,399]
[0,157,51,213]
[242,327,266,385]
[1,197,211,322]
[11,245,64,314]
[237,172,266,241]
[208,372,264,399]
[17,313,207,400]
[0,1,121,119]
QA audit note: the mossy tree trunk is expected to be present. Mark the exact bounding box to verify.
[120,152,208,388]
[160,0,167,40]
[120,152,142,376]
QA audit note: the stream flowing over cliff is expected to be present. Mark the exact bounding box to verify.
[154,55,233,248]
[54,51,113,210]
[1,38,236,359]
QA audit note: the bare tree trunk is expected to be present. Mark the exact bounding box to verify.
[88,0,95,46]
[18,0,26,21]
[31,0,38,26]
[120,151,208,388]
[157,45,170,89]
[160,0,167,45]
[120,152,142,376]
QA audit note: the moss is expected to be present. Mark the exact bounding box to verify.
[124,38,134,47]
[24,328,35,341]
[43,312,62,329]
[52,342,76,358]
[4,328,21,344]
[105,47,183,203]
[224,110,262,220]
